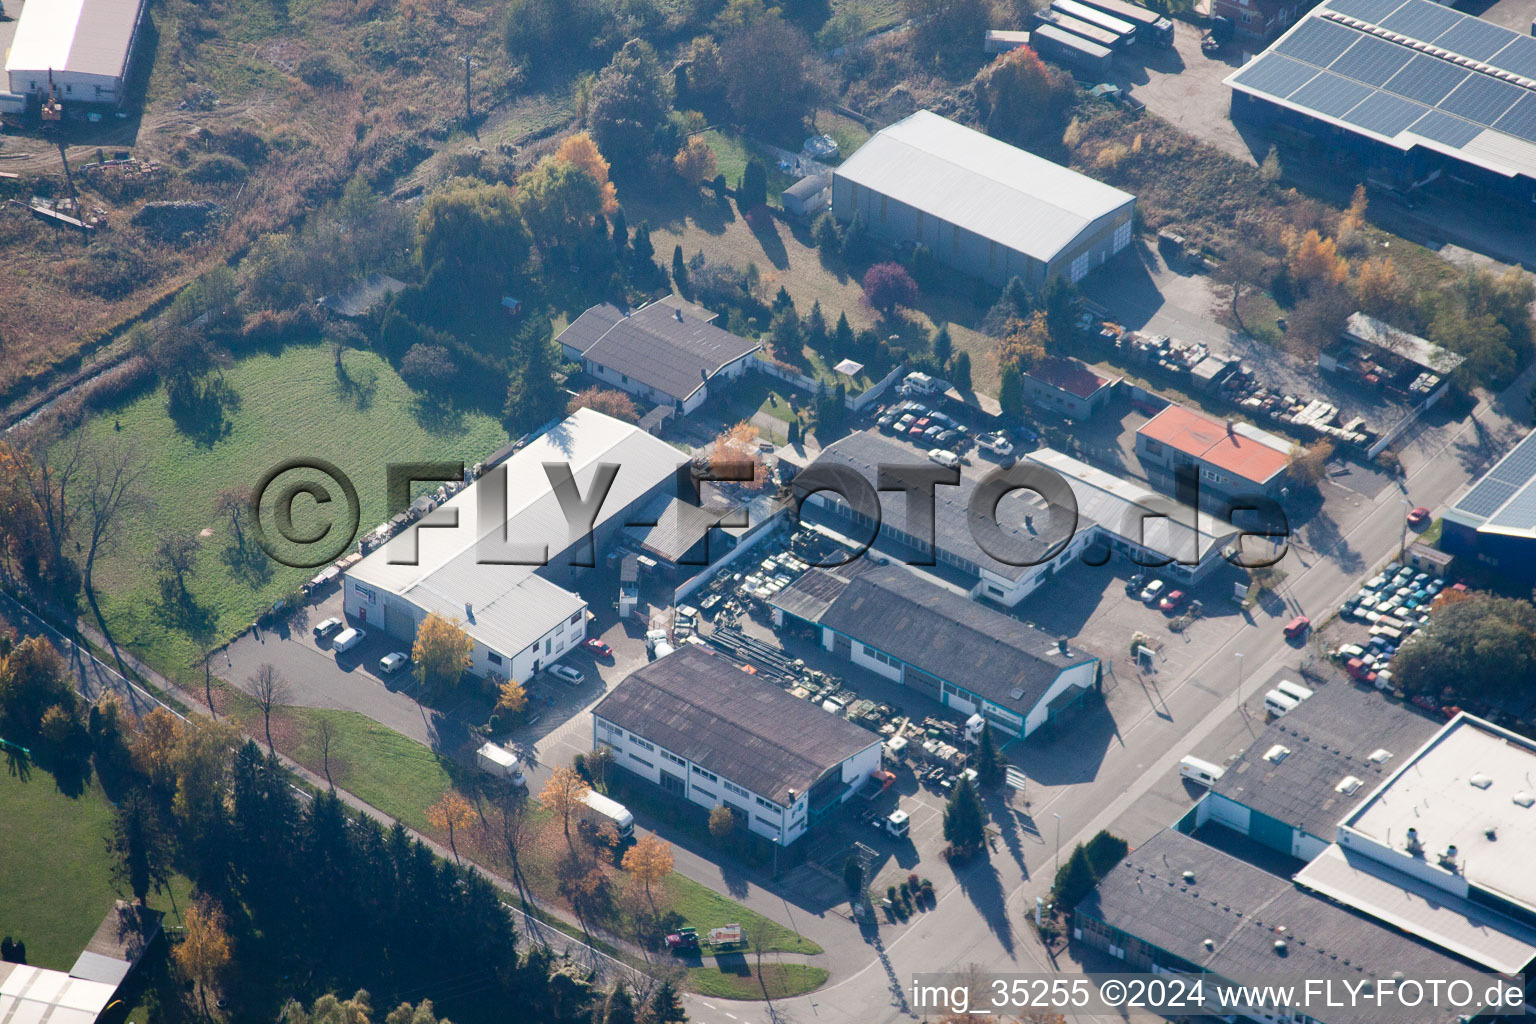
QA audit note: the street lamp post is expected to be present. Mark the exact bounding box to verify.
[1234,651,1244,710]
[1053,812,1061,874]
[1400,498,1412,558]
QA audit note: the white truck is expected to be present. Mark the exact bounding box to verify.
[476,742,527,786]
[579,790,635,841]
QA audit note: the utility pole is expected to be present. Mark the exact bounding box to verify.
[464,55,472,122]
[1235,651,1244,710]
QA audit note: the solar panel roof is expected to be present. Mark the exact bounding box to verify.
[1452,430,1536,524]
[1226,0,1536,177]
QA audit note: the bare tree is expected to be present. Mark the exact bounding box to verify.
[214,485,253,552]
[1214,242,1272,334]
[316,717,337,790]
[4,427,86,574]
[154,534,200,603]
[247,663,291,754]
[78,438,147,597]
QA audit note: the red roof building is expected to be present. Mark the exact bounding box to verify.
[1136,403,1292,496]
[1019,356,1118,421]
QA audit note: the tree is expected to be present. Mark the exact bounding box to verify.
[769,308,803,362]
[132,707,185,792]
[516,156,605,249]
[673,137,718,187]
[154,533,199,605]
[1354,256,1408,321]
[415,183,528,298]
[720,15,823,129]
[171,717,239,832]
[77,438,146,597]
[412,612,473,695]
[568,387,638,423]
[1259,144,1282,182]
[998,312,1050,369]
[841,210,872,264]
[707,421,770,489]
[505,320,568,432]
[1339,183,1368,238]
[1287,440,1334,487]
[812,211,841,255]
[972,722,1005,789]
[247,663,291,755]
[1393,593,1536,702]
[740,158,768,210]
[1051,844,1098,911]
[649,979,687,1024]
[708,803,735,839]
[1215,242,1271,333]
[1084,829,1129,877]
[621,834,674,911]
[833,312,854,352]
[949,350,972,389]
[399,343,458,392]
[554,132,620,216]
[0,636,73,737]
[1286,228,1349,291]
[316,716,337,791]
[672,244,688,291]
[214,485,253,553]
[174,899,231,1019]
[805,299,828,349]
[1286,284,1354,356]
[908,0,991,59]
[631,220,655,266]
[604,983,637,1024]
[427,791,476,864]
[843,854,864,895]
[976,45,1059,146]
[931,324,953,366]
[862,262,918,316]
[999,364,1025,418]
[108,790,172,906]
[586,40,674,165]
[494,679,528,718]
[942,774,986,855]
[541,764,592,853]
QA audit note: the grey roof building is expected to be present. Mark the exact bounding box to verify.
[592,645,884,844]
[5,0,148,105]
[1200,682,1442,860]
[557,295,760,414]
[770,564,1101,738]
[1440,427,1536,585]
[1076,829,1501,1024]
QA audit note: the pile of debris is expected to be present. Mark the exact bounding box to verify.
[132,200,220,240]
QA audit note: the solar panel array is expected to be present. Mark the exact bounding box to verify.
[1231,0,1536,160]
[1455,431,1536,524]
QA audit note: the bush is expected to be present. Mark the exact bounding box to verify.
[298,54,346,90]
[740,159,768,210]
[812,211,841,254]
[862,262,918,315]
[186,152,249,183]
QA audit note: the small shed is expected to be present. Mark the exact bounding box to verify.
[782,173,832,217]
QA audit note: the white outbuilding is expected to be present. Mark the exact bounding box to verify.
[5,0,149,107]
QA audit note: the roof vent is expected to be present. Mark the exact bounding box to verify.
[1439,845,1459,869]
[1486,826,1498,840]
[1183,870,1196,884]
[674,307,684,321]
[1470,773,1493,789]
[1203,938,1215,950]
[1514,792,1534,809]
[1058,636,1071,655]
[1009,687,1025,700]
[1264,744,1292,764]
[1274,940,1288,954]
[1336,776,1363,795]
[1406,826,1423,853]
[1368,748,1392,764]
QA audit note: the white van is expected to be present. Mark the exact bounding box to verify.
[1274,679,1314,704]
[578,790,635,840]
[332,627,366,654]
[1264,689,1300,717]
[928,449,960,469]
[475,742,527,786]
[1179,755,1225,787]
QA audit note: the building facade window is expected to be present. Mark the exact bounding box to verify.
[692,765,717,782]
[1113,221,1132,250]
[570,611,582,626]
[723,780,751,799]
[755,815,780,830]
[629,734,655,752]
[1070,252,1091,282]
[488,652,502,666]
[629,753,653,768]
[692,785,715,800]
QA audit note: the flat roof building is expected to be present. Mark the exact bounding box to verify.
[1018,356,1118,421]
[344,409,686,684]
[832,110,1136,288]
[557,295,761,416]
[1076,829,1504,1024]
[1225,0,1536,204]
[1136,403,1293,498]
[5,0,148,106]
[770,564,1100,738]
[592,645,883,845]
[1440,427,1536,585]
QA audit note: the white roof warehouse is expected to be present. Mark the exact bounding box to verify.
[831,110,1136,287]
[5,0,148,105]
[343,409,686,684]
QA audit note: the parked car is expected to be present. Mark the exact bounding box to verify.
[1140,580,1166,604]
[584,638,613,658]
[1406,506,1431,527]
[1334,643,1366,661]
[313,617,344,640]
[877,413,899,432]
[928,449,960,469]
[1283,615,1312,640]
[379,651,410,675]
[549,664,585,686]
[1159,589,1186,612]
[1346,657,1378,684]
[332,627,366,654]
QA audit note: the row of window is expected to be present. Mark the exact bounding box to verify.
[630,753,652,768]
[693,784,715,801]
[629,733,654,753]
[860,643,900,669]
[723,779,750,799]
[692,765,717,783]
[660,749,686,768]
[755,795,780,813]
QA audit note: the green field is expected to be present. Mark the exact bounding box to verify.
[74,343,509,679]
[687,962,829,1000]
[0,768,191,971]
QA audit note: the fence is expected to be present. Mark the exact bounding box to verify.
[752,357,908,411]
[850,362,906,413]
[501,901,642,987]
[672,499,790,605]
[752,359,822,395]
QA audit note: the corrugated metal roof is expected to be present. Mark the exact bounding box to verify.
[557,297,759,403]
[1343,311,1465,373]
[348,409,685,657]
[833,111,1135,265]
[5,0,145,80]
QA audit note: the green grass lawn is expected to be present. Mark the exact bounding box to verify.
[73,343,509,681]
[0,767,191,971]
[701,131,796,206]
[687,962,829,1000]
[657,875,822,956]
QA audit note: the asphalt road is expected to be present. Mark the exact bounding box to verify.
[691,368,1534,1024]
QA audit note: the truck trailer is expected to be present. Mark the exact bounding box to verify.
[1031,9,1123,50]
[1050,0,1137,46]
[579,790,636,840]
[1073,0,1175,46]
[1028,23,1115,79]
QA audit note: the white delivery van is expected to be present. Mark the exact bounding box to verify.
[1179,755,1225,787]
[1264,689,1300,717]
[579,790,635,840]
[475,742,527,786]
[332,627,366,654]
[1274,679,1314,704]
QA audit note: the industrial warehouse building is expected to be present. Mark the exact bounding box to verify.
[800,431,1238,605]
[1225,0,1536,205]
[4,0,148,106]
[556,295,761,416]
[1075,830,1506,1024]
[769,564,1100,738]
[592,645,883,846]
[343,409,686,684]
[1440,427,1536,586]
[831,110,1137,287]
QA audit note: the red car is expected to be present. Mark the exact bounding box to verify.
[583,638,613,658]
[1346,657,1377,685]
[1406,506,1431,527]
[1158,590,1187,612]
[1283,615,1311,639]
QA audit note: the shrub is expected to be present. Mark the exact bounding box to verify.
[886,884,897,902]
[862,262,918,315]
[298,54,346,90]
[740,158,768,209]
[812,211,841,254]
[907,872,921,890]
[186,152,249,183]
